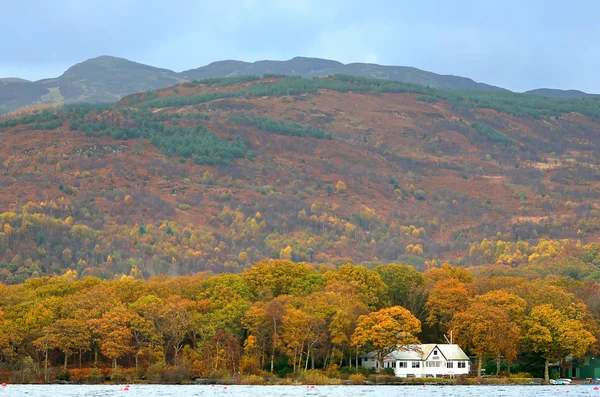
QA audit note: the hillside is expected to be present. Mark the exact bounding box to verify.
[0,56,512,112]
[1,75,600,283]
[525,88,600,99]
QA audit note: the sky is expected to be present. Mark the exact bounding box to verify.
[1,0,599,93]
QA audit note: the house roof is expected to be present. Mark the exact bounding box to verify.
[387,344,469,361]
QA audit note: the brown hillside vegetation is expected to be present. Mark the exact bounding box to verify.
[0,75,600,283]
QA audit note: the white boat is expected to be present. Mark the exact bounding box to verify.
[550,378,572,385]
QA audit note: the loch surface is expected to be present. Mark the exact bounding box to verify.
[0,384,598,397]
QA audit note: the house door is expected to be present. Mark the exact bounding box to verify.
[572,367,577,378]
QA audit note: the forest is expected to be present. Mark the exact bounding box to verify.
[1,75,600,384]
[0,259,597,384]
[131,74,600,119]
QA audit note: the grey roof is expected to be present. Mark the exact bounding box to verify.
[387,344,469,361]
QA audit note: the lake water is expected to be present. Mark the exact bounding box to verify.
[0,384,599,397]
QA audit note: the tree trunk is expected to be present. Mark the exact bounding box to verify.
[44,345,49,382]
[305,348,310,371]
[496,355,501,376]
[311,352,315,370]
[79,349,83,369]
[113,357,117,369]
[270,319,277,373]
[94,349,98,366]
[64,353,68,371]
[544,359,549,384]
[507,361,511,376]
[135,350,140,372]
[477,356,482,377]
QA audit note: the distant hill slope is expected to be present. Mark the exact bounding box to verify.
[179,56,506,91]
[38,56,185,103]
[524,88,600,99]
[0,56,507,111]
[1,75,600,282]
[0,79,50,111]
[2,55,598,112]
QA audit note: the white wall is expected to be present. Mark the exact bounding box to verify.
[388,360,470,378]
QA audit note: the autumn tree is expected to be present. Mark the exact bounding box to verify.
[242,260,323,300]
[523,304,595,383]
[325,264,389,309]
[90,307,134,368]
[41,319,90,370]
[451,301,521,377]
[425,278,469,336]
[375,264,427,320]
[351,306,421,370]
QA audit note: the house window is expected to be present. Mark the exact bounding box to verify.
[433,350,438,355]
[398,362,407,368]
[426,361,443,367]
[392,361,397,368]
[447,362,454,368]
[412,361,420,368]
[458,362,466,368]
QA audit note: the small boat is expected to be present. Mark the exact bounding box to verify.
[550,378,572,385]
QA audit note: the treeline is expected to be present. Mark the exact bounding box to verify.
[0,260,597,384]
[137,75,600,119]
[0,111,61,130]
[229,114,333,139]
[68,108,247,165]
[191,75,261,86]
[471,121,511,144]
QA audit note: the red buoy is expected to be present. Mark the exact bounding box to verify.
[1,383,6,387]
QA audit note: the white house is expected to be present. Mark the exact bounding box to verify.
[360,344,471,378]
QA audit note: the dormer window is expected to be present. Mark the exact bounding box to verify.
[433,350,438,355]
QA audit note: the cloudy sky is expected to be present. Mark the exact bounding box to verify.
[1,0,598,92]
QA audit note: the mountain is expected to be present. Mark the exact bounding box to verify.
[179,56,506,91]
[0,56,185,112]
[38,56,185,104]
[524,88,600,99]
[179,57,344,80]
[1,75,600,283]
[0,56,508,112]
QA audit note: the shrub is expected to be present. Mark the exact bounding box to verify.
[349,373,365,385]
[300,370,330,385]
[56,370,72,382]
[509,372,532,378]
[241,374,267,385]
[416,95,438,103]
[160,365,192,384]
[88,368,105,383]
[367,374,398,384]
[413,190,426,200]
[109,368,125,383]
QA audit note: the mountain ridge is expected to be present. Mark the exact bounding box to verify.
[2,55,597,112]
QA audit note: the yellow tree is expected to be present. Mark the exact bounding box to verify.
[451,301,521,377]
[242,299,285,373]
[524,304,595,383]
[351,306,421,370]
[425,279,469,335]
[423,262,473,290]
[40,319,90,370]
[477,290,527,374]
[129,311,157,371]
[324,264,389,309]
[280,308,327,373]
[90,307,133,368]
